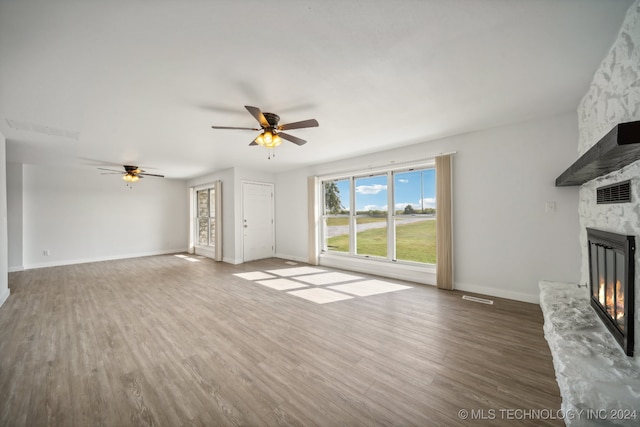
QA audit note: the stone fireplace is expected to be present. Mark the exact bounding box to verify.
[555,117,640,363]
[576,0,640,367]
[538,2,640,424]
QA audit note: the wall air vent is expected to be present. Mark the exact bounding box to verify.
[597,180,631,204]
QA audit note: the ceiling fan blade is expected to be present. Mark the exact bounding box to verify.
[277,119,319,131]
[138,172,164,178]
[278,132,307,146]
[211,125,261,131]
[245,106,269,128]
[97,167,125,173]
[100,172,124,175]
[249,140,258,146]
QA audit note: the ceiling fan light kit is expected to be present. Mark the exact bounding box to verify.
[211,105,318,159]
[254,130,282,148]
[98,164,164,187]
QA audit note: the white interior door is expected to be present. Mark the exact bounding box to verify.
[242,181,274,262]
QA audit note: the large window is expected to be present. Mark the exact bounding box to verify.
[197,188,216,247]
[322,165,436,265]
[355,175,388,258]
[323,179,350,253]
[393,169,436,264]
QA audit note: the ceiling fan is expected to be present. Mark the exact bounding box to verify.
[211,105,319,158]
[98,165,164,185]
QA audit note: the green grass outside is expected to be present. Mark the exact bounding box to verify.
[326,217,384,226]
[326,220,436,264]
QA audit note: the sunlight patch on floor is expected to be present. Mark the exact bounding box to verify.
[256,278,308,291]
[266,267,326,277]
[234,271,276,281]
[329,280,412,296]
[287,288,354,304]
[296,272,363,285]
[234,265,412,304]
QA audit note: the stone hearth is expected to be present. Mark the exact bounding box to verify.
[539,281,640,427]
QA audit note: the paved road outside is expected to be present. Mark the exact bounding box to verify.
[326,216,434,238]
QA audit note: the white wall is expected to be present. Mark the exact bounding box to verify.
[21,164,188,268]
[276,112,581,303]
[6,163,23,271]
[575,0,640,363]
[275,168,310,262]
[0,132,9,308]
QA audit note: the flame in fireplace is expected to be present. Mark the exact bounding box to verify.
[615,280,624,320]
[598,279,625,320]
[599,279,605,306]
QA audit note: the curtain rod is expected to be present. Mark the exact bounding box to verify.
[315,151,457,180]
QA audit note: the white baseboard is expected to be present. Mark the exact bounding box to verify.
[0,287,10,308]
[454,281,540,304]
[317,254,540,304]
[274,253,308,263]
[8,266,24,273]
[22,248,188,270]
[222,257,242,265]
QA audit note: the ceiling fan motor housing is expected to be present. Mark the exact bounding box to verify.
[263,113,280,127]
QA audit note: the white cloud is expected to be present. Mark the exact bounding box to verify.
[394,198,436,210]
[419,198,436,208]
[363,204,387,211]
[398,179,409,183]
[355,184,387,195]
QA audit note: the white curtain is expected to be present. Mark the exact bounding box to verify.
[214,180,222,261]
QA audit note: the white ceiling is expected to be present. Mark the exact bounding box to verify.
[0,0,632,179]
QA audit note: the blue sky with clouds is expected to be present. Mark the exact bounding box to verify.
[332,168,436,212]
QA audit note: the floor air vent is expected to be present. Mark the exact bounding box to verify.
[597,181,631,204]
[462,295,494,305]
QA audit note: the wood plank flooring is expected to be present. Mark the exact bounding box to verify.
[0,255,562,426]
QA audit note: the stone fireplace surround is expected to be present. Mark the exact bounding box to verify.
[575,0,640,364]
[541,126,640,425]
[539,2,640,425]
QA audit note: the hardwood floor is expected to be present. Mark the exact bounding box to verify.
[0,255,562,426]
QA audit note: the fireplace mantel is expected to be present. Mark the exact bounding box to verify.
[555,120,640,187]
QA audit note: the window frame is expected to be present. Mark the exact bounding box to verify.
[195,187,216,248]
[320,160,436,268]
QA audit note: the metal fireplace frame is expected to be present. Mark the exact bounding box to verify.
[587,228,635,356]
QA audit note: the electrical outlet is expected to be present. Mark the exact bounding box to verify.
[43,250,50,256]
[545,201,556,213]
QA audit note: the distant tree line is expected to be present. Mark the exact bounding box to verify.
[397,204,435,215]
[325,184,435,217]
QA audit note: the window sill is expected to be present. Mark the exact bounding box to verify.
[319,252,436,286]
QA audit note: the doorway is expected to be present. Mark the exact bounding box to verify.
[242,181,274,262]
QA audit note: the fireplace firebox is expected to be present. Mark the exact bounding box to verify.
[587,228,635,356]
